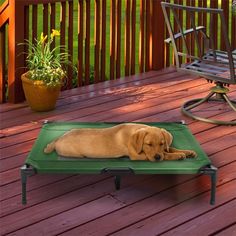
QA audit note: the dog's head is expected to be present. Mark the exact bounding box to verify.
[129,127,173,161]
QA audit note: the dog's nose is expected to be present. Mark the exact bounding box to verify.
[155,155,161,161]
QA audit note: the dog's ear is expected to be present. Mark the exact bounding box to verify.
[161,129,173,152]
[130,128,147,154]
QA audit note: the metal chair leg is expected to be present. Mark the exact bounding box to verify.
[181,90,236,125]
[222,94,236,112]
[184,91,215,110]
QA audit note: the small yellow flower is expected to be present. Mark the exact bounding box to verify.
[40,33,48,43]
[51,29,60,39]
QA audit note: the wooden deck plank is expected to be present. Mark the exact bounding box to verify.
[0,78,209,137]
[162,199,236,236]
[8,196,127,236]
[109,181,236,236]
[0,72,203,137]
[1,175,152,218]
[1,176,151,235]
[0,70,171,118]
[0,80,209,148]
[1,70,197,129]
[0,175,109,217]
[2,153,235,234]
[1,69,236,235]
[0,174,73,202]
[53,164,236,236]
[215,223,236,236]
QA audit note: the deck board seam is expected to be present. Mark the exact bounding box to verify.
[1,79,211,132]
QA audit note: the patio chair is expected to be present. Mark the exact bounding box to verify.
[161,2,236,125]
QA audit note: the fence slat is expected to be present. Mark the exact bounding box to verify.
[221,0,229,51]
[94,0,100,83]
[60,2,66,51]
[125,0,131,76]
[232,5,236,49]
[116,0,121,79]
[85,0,90,85]
[24,6,29,71]
[131,0,136,75]
[43,4,49,36]
[110,0,116,80]
[152,0,165,70]
[100,0,106,82]
[60,2,66,90]
[8,2,25,103]
[50,3,56,49]
[32,5,38,41]
[0,26,6,103]
[78,0,83,86]
[210,1,218,50]
[67,0,73,89]
[139,0,145,72]
[145,0,150,71]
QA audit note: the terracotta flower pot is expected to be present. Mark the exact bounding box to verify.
[21,72,61,112]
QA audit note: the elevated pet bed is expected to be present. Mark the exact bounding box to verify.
[21,121,217,205]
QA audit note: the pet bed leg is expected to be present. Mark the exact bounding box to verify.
[21,169,27,205]
[20,165,36,205]
[200,165,217,205]
[114,176,121,190]
[210,167,217,205]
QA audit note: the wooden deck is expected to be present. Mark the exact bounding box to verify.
[1,68,236,236]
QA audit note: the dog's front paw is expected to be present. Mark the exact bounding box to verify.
[185,150,197,158]
[178,153,186,160]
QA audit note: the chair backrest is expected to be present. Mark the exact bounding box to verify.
[161,2,236,85]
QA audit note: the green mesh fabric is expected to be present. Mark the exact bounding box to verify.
[26,122,211,174]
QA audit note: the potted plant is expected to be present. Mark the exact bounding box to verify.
[20,29,69,111]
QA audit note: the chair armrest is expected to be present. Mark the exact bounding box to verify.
[165,26,206,44]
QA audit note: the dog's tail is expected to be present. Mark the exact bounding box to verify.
[44,141,56,154]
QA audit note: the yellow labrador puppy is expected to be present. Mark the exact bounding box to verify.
[44,123,197,161]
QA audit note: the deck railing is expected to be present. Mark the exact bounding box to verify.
[0,0,235,103]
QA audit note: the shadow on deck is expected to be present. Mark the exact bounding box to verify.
[1,68,236,235]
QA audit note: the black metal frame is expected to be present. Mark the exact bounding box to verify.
[20,164,37,205]
[21,164,217,205]
[161,2,236,125]
[199,164,218,205]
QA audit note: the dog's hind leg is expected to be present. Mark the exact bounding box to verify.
[44,141,56,154]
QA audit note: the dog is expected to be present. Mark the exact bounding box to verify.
[44,123,197,161]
